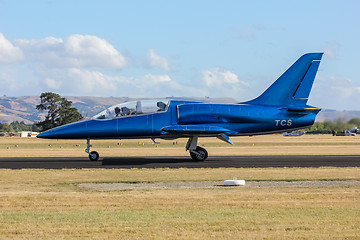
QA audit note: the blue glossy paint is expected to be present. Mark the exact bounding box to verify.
[293,60,321,99]
[245,53,323,106]
[37,53,323,144]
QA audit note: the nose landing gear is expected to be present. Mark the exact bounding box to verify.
[86,139,99,161]
[186,136,208,161]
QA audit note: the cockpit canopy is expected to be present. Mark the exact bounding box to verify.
[92,100,170,120]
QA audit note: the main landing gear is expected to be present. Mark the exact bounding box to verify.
[86,139,99,161]
[186,136,208,161]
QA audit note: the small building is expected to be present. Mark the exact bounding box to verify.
[20,131,39,137]
[20,131,31,138]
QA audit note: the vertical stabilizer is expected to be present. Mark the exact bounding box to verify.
[244,53,323,106]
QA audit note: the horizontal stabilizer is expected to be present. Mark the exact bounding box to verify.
[286,107,321,112]
[284,106,321,116]
[162,125,231,135]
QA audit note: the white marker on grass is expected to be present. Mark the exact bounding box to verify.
[223,177,245,186]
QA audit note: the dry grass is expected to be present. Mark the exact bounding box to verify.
[0,168,359,239]
[1,188,359,239]
[0,134,359,157]
[0,135,359,239]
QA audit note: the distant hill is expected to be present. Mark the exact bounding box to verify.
[315,110,360,122]
[0,96,238,124]
[0,96,44,124]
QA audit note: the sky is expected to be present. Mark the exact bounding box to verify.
[0,0,359,110]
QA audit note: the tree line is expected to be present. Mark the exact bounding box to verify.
[305,118,360,134]
[0,121,38,133]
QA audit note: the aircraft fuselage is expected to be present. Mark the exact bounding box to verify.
[37,101,319,139]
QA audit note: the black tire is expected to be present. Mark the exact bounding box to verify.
[190,146,208,161]
[89,151,99,161]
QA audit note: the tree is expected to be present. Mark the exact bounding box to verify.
[10,121,32,132]
[348,118,360,127]
[0,123,14,133]
[36,92,83,131]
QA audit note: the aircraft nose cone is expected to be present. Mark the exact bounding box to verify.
[36,130,53,138]
[36,121,88,139]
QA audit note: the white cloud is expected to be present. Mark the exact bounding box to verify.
[17,66,198,98]
[0,66,19,91]
[64,34,127,69]
[139,74,171,84]
[202,67,242,86]
[145,48,171,71]
[15,34,127,69]
[0,33,245,100]
[15,36,64,66]
[321,41,340,60]
[132,74,201,97]
[0,33,201,98]
[200,67,249,98]
[69,71,115,95]
[0,33,24,64]
[309,74,360,110]
[44,78,62,90]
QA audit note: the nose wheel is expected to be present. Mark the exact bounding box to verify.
[186,136,208,161]
[85,139,100,161]
[89,151,99,161]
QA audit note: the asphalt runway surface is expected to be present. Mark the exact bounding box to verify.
[0,155,359,169]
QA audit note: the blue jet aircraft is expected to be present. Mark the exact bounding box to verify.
[37,53,323,161]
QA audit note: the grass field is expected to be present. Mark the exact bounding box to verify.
[0,134,360,157]
[0,168,359,239]
[0,135,359,239]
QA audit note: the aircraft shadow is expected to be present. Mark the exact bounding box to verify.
[102,156,196,165]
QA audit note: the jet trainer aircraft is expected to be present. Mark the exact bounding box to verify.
[37,53,323,161]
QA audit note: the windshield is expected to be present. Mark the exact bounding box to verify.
[92,100,169,119]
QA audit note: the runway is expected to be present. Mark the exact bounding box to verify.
[0,155,359,169]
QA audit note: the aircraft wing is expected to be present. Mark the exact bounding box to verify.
[161,125,231,135]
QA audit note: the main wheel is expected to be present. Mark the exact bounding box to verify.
[89,151,99,161]
[190,146,208,161]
